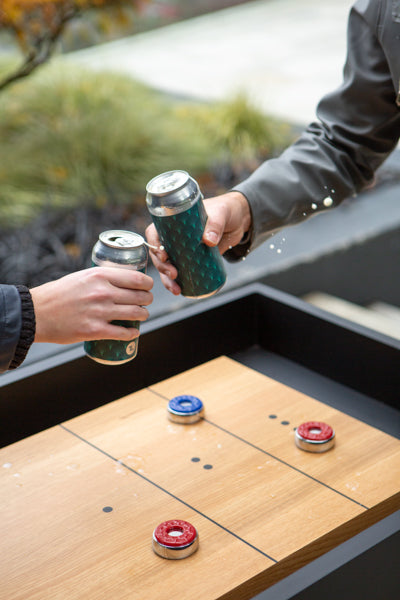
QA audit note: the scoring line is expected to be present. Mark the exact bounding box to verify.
[59,423,277,563]
[148,388,369,511]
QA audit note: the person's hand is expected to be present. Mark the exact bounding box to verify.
[31,267,153,344]
[145,190,251,295]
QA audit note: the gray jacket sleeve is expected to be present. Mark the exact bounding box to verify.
[0,284,36,373]
[0,285,22,373]
[228,0,400,258]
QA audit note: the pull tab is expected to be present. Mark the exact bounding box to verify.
[143,241,165,252]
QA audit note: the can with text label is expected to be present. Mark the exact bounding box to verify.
[146,170,226,298]
[84,230,148,365]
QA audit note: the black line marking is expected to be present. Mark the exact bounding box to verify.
[149,388,369,510]
[59,424,276,562]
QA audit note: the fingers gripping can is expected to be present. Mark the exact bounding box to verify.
[84,230,148,365]
[146,170,226,298]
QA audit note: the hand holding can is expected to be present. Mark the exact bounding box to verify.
[84,230,149,365]
[146,171,226,298]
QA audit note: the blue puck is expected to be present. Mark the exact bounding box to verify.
[167,395,204,423]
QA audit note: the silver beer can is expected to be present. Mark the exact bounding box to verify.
[146,170,226,298]
[84,230,148,365]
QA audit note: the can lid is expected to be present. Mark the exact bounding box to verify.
[99,230,145,249]
[146,170,189,196]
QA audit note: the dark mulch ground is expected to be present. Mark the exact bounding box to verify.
[0,205,151,287]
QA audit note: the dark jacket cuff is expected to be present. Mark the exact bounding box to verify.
[9,285,36,369]
[223,228,253,262]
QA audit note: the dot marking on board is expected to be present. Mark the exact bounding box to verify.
[191,457,213,469]
[269,414,290,425]
[102,506,113,513]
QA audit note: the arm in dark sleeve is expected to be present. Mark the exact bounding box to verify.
[0,284,35,373]
[228,1,400,258]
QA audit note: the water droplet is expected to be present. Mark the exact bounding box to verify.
[277,248,282,254]
[323,196,333,207]
[269,243,275,249]
[241,256,246,261]
[311,203,317,210]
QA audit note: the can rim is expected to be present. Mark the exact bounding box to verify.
[99,230,145,249]
[146,170,189,196]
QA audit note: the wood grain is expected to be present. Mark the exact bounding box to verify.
[1,356,399,600]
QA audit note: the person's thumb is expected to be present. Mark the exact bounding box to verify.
[203,207,226,247]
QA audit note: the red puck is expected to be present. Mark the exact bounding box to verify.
[295,421,335,453]
[152,519,199,559]
[297,421,334,441]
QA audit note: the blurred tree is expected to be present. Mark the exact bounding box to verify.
[0,0,143,91]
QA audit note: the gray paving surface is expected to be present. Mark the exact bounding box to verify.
[67,0,354,125]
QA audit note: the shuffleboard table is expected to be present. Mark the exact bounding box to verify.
[1,284,399,599]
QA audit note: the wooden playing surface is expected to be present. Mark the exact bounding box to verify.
[1,356,399,600]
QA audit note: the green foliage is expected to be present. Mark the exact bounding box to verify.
[0,59,293,226]
[174,93,292,163]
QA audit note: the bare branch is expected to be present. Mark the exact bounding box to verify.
[0,3,79,91]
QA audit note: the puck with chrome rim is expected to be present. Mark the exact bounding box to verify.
[152,519,199,559]
[167,395,204,424]
[295,421,335,453]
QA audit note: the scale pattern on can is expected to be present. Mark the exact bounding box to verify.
[152,202,225,297]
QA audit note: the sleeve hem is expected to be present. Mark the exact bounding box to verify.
[9,285,36,370]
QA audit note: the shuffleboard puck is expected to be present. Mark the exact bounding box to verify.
[295,421,335,453]
[167,395,204,424]
[152,519,199,559]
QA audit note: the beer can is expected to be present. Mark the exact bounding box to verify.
[145,170,226,298]
[84,230,148,365]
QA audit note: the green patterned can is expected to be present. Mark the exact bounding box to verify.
[84,230,148,365]
[145,170,226,298]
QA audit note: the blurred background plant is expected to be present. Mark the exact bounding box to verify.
[0,60,294,228]
[0,0,294,286]
[0,0,146,91]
